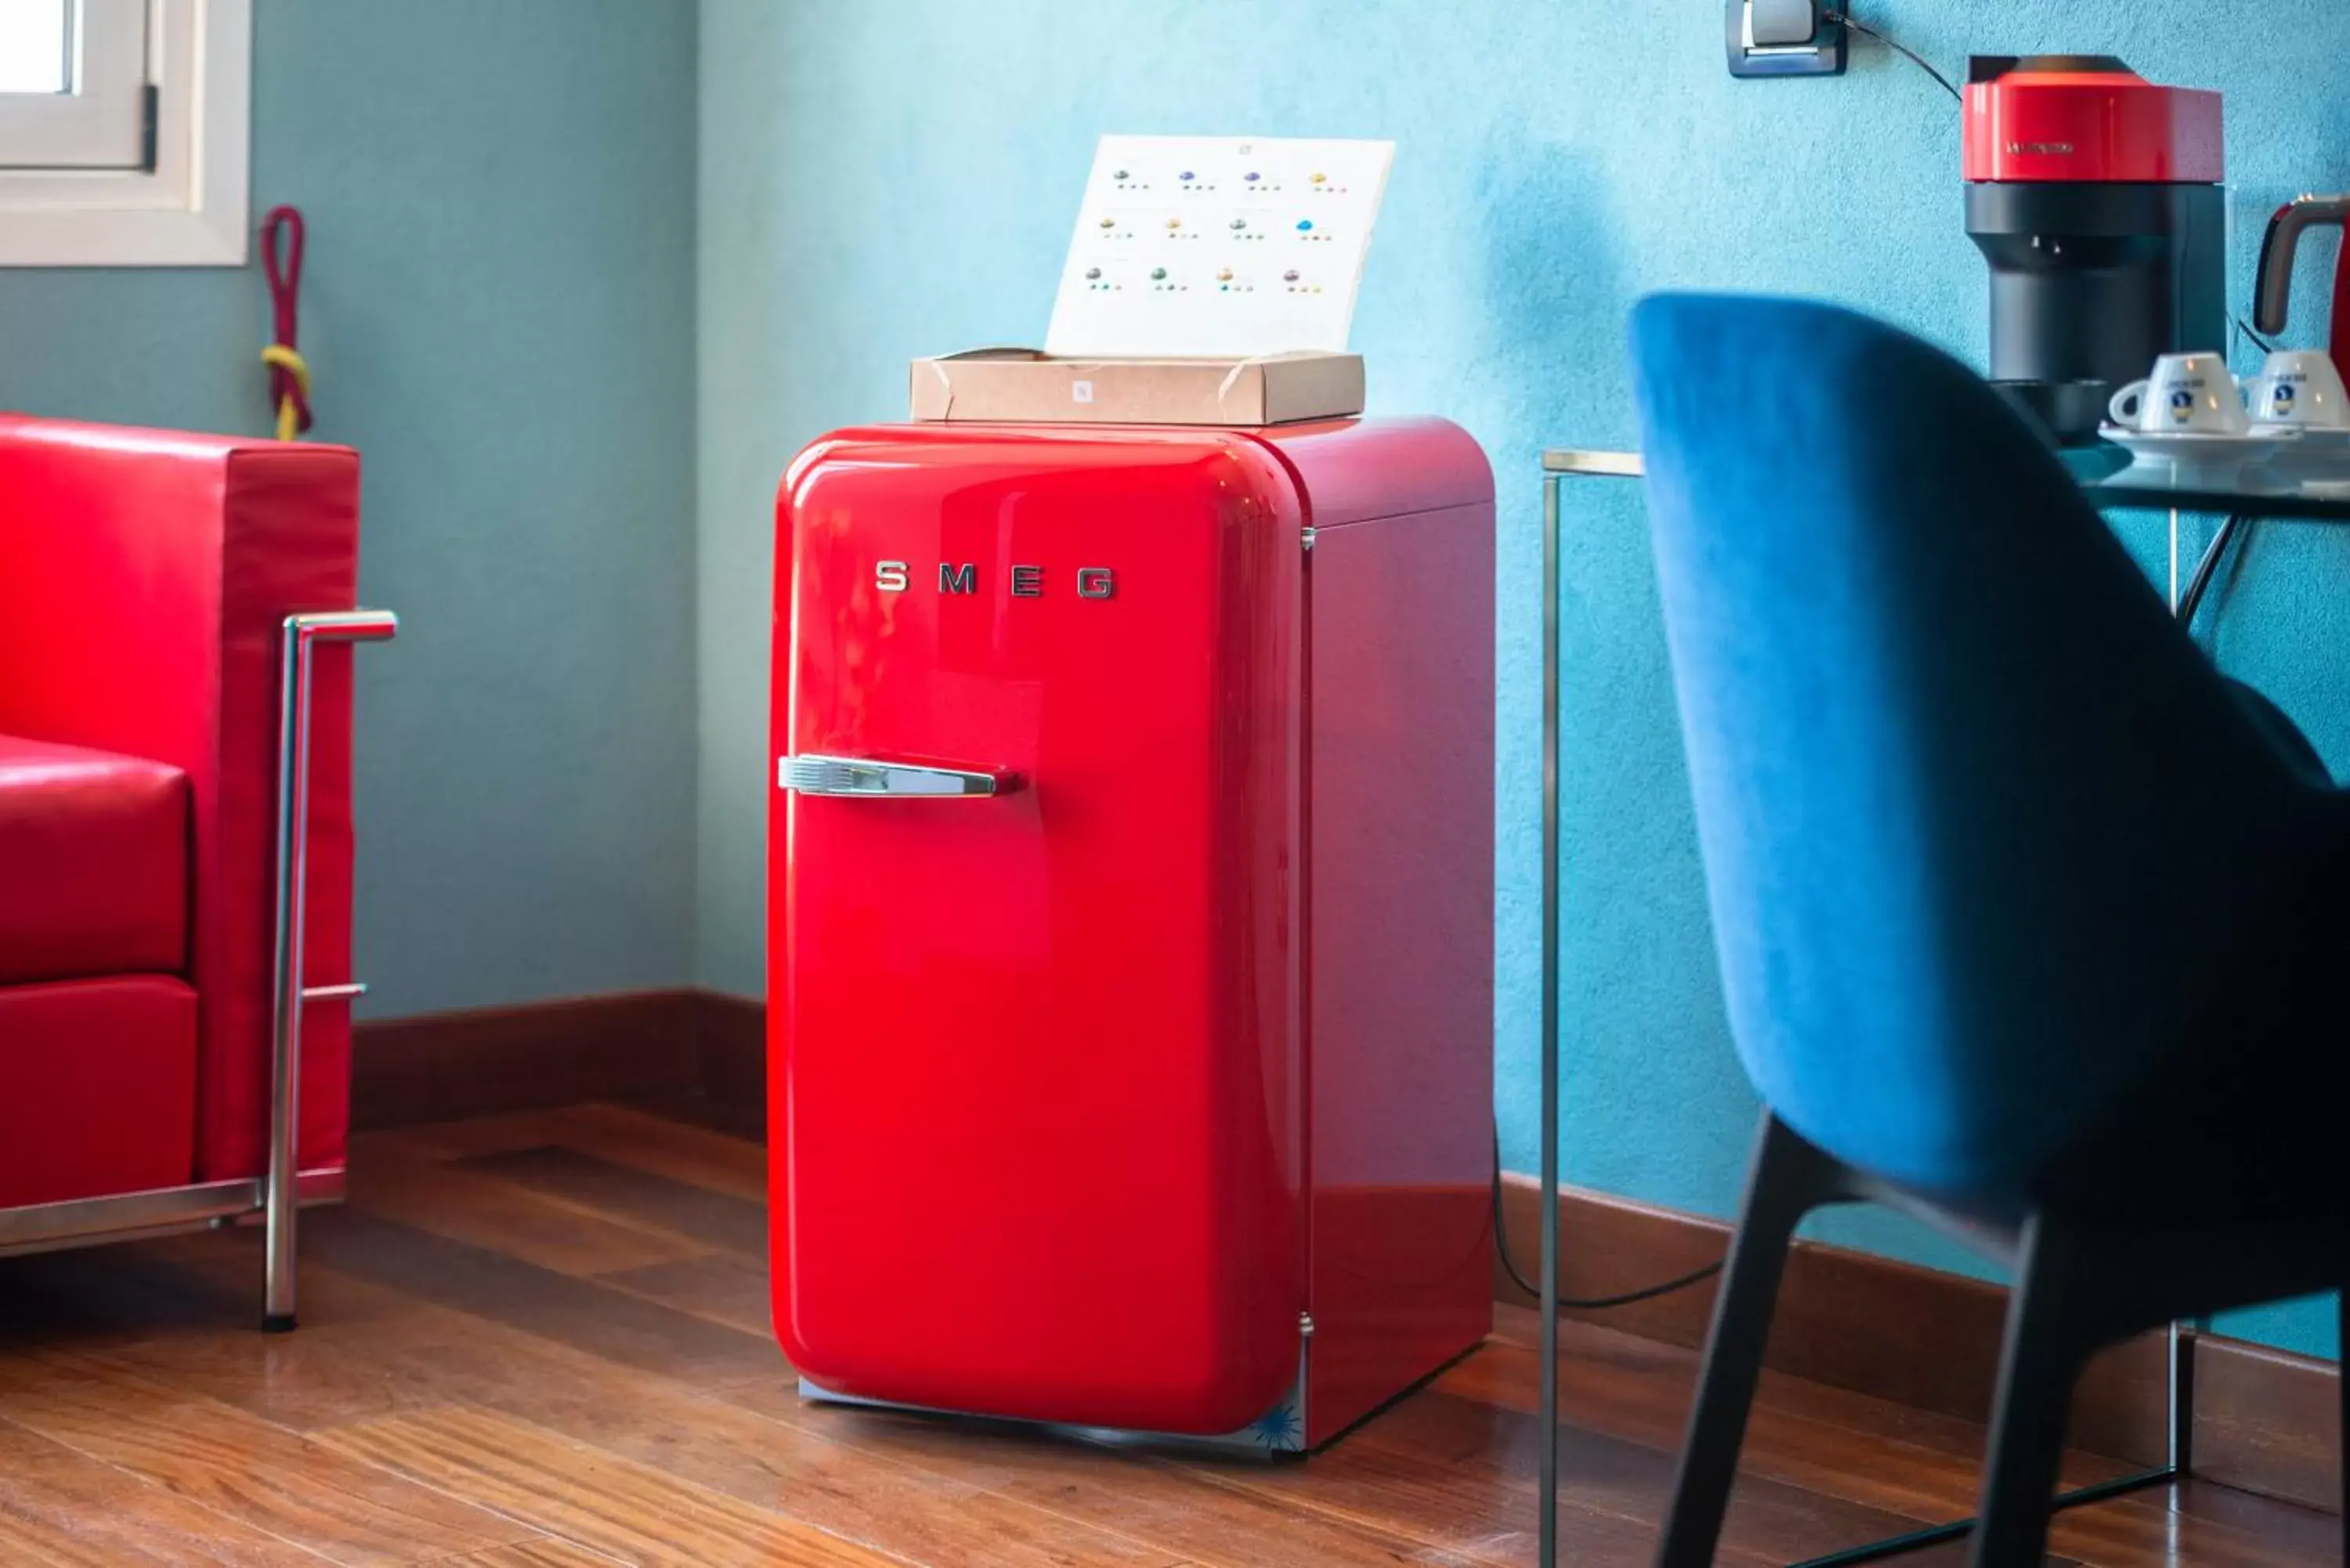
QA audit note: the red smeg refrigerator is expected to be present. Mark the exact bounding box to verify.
[770,417,1494,1452]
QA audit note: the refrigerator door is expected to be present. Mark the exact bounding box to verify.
[772,425,1305,1436]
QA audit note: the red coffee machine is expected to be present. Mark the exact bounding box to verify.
[768,417,1495,1452]
[1965,56,2226,442]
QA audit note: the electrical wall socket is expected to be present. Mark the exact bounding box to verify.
[1726,0,1848,78]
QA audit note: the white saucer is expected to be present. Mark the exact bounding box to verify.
[2250,423,2350,482]
[2097,426,2296,492]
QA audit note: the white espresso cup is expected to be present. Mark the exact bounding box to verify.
[2108,352,2250,435]
[2245,349,2350,429]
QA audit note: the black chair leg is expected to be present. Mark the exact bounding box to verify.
[1655,1115,1847,1568]
[1969,1215,2089,1568]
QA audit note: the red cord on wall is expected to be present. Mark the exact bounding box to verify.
[2331,240,2350,389]
[260,205,314,440]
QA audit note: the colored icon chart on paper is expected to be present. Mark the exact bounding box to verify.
[1045,135,1394,359]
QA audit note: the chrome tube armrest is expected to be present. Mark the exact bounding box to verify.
[263,608,398,1331]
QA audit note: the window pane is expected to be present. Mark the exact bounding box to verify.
[0,0,69,95]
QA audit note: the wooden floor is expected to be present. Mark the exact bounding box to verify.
[0,1099,2335,1567]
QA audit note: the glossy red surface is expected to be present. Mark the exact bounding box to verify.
[2334,232,2350,387]
[1302,493,1496,1446]
[0,417,360,1189]
[772,418,1495,1443]
[772,424,1306,1436]
[0,976,198,1208]
[1963,68,2223,185]
[0,734,187,985]
[1256,417,1499,528]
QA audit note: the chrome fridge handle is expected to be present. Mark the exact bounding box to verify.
[778,754,1014,798]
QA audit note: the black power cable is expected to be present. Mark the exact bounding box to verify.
[2178,513,2248,628]
[1824,10,1962,103]
[1491,1127,1726,1310]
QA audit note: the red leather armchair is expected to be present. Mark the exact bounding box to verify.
[0,414,392,1328]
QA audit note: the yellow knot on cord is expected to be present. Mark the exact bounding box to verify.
[261,343,310,443]
[259,204,314,439]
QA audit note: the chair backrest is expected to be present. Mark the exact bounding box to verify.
[1629,294,2323,1207]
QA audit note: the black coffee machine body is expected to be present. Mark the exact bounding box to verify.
[1963,56,2227,443]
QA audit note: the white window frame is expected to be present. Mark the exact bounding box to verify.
[0,0,150,168]
[0,0,250,267]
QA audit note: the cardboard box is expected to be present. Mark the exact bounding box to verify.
[909,348,1364,426]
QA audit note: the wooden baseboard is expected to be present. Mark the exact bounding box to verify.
[692,990,765,1118]
[353,985,766,1133]
[351,988,703,1129]
[1499,1172,2341,1511]
[2193,1334,2342,1512]
[353,989,2337,1511]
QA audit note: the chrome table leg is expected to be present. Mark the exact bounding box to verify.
[1538,471,1563,1568]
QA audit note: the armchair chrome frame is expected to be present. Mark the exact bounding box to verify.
[0,609,398,1335]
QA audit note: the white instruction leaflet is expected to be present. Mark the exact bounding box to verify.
[1043,135,1394,359]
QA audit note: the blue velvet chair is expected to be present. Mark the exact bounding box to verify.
[1628,293,2350,1566]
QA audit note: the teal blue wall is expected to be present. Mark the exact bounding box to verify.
[0,0,702,1017]
[696,0,2350,1357]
